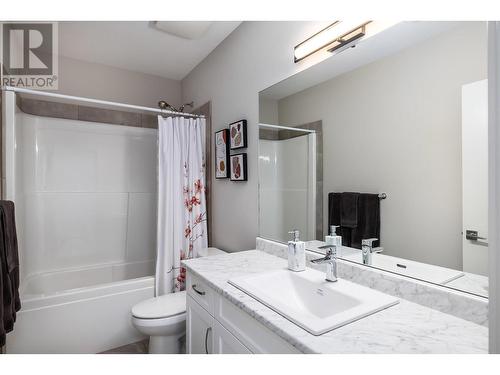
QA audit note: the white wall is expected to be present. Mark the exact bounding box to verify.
[57,56,182,108]
[181,21,331,252]
[277,22,487,270]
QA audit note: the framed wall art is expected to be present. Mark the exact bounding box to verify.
[229,119,247,150]
[215,129,230,179]
[230,153,247,181]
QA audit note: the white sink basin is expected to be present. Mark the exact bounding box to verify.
[228,268,399,336]
[343,252,464,285]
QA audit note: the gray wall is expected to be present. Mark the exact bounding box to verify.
[181,21,331,252]
[57,56,182,108]
[259,97,279,124]
[277,22,487,269]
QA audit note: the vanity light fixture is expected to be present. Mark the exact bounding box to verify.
[294,21,371,63]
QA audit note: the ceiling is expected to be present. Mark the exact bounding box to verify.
[58,21,241,80]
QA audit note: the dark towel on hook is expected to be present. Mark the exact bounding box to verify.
[328,193,341,227]
[328,192,380,249]
[328,193,352,246]
[0,200,21,347]
[340,192,359,228]
[350,194,380,249]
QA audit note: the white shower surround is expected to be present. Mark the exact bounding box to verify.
[2,91,158,352]
[258,133,316,242]
[10,112,158,287]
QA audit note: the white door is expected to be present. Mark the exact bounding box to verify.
[213,321,252,354]
[186,296,214,354]
[462,79,488,275]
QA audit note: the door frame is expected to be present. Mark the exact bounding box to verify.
[488,21,500,354]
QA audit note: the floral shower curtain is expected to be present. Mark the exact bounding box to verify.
[155,115,208,295]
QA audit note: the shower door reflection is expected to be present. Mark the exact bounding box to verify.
[258,124,317,243]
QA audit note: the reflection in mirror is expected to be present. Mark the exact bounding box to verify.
[258,21,488,297]
[258,123,322,242]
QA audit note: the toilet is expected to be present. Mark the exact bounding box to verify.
[131,291,187,354]
[131,247,225,354]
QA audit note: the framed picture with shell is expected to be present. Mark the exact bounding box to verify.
[230,153,247,181]
[215,129,230,179]
[229,119,247,150]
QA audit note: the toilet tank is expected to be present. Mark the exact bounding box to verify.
[198,247,225,257]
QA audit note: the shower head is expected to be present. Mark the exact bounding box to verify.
[158,100,177,111]
[178,101,194,112]
[158,100,195,114]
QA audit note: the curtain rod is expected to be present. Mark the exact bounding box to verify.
[1,86,205,119]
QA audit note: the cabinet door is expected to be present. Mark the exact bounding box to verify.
[187,295,214,354]
[213,321,252,354]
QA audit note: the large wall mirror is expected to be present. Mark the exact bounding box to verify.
[258,21,488,297]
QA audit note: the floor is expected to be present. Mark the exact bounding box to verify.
[100,339,149,354]
[100,336,186,354]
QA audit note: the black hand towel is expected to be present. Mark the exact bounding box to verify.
[328,193,352,247]
[0,200,20,347]
[329,192,380,249]
[350,193,380,249]
[328,193,341,226]
[340,192,359,228]
[0,225,3,347]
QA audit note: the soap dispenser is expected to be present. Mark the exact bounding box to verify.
[287,229,306,272]
[325,225,342,258]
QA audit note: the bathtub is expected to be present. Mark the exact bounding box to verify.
[6,261,154,353]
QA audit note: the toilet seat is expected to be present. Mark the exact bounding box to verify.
[132,290,187,319]
[131,312,186,328]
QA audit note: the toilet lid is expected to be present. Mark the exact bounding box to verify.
[132,290,187,319]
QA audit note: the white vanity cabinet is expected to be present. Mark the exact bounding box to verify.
[186,295,215,354]
[186,295,251,354]
[186,272,300,354]
[212,320,252,354]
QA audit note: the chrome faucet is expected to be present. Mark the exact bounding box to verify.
[310,244,338,282]
[361,238,383,265]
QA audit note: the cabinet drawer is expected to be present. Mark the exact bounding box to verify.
[186,272,215,315]
[215,296,300,354]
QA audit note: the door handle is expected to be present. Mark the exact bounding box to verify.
[204,326,212,354]
[465,230,487,241]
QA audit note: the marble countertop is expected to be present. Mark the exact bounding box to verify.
[305,240,489,298]
[183,250,488,354]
